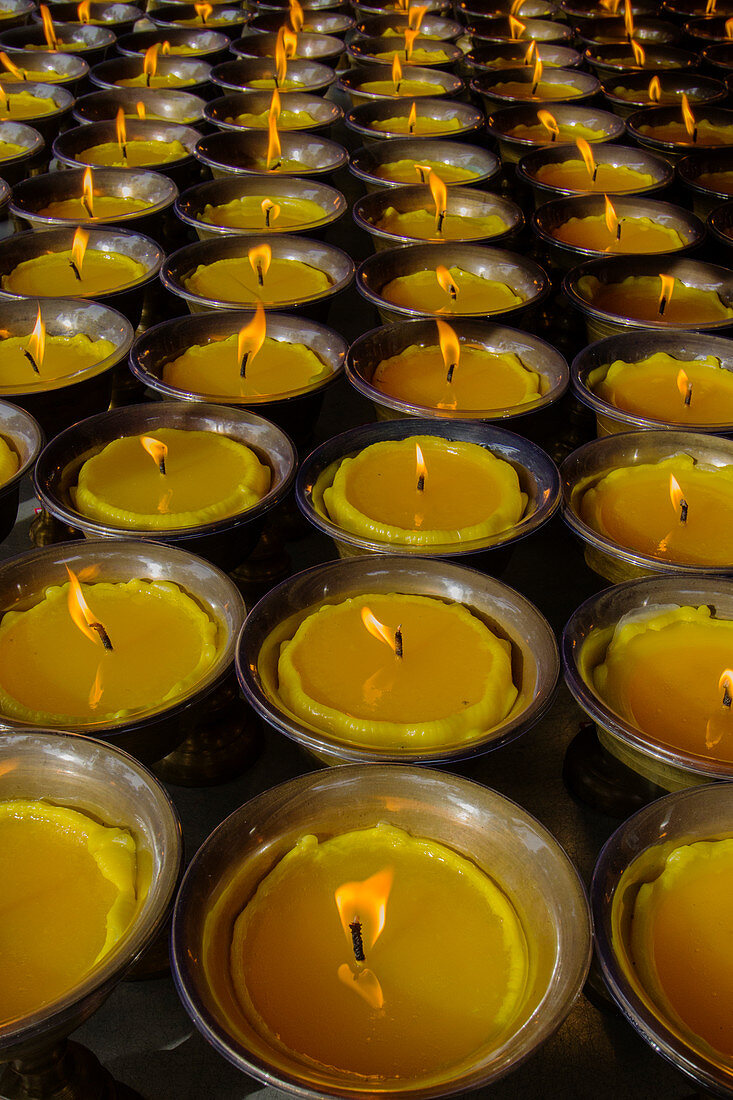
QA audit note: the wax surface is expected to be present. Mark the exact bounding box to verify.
[2,249,146,297]
[38,195,152,219]
[610,85,690,105]
[492,80,581,100]
[219,825,529,1081]
[579,453,733,566]
[592,351,733,424]
[508,121,604,142]
[26,40,87,51]
[592,605,733,763]
[553,214,685,253]
[534,159,655,193]
[200,195,327,230]
[0,433,17,484]
[577,275,733,323]
[117,72,193,88]
[373,342,541,411]
[324,434,526,545]
[184,256,331,305]
[1,67,63,82]
[229,107,316,129]
[0,800,137,1024]
[630,838,733,1058]
[0,91,57,119]
[371,114,462,134]
[374,46,448,62]
[360,78,445,96]
[277,592,517,746]
[381,266,523,314]
[250,156,303,173]
[375,157,478,184]
[639,120,733,146]
[163,333,330,397]
[0,139,25,160]
[78,140,187,167]
[73,428,271,528]
[248,77,302,89]
[0,578,217,721]
[375,205,508,240]
[0,332,115,387]
[696,169,733,194]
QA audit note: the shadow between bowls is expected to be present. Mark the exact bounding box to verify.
[0,398,42,542]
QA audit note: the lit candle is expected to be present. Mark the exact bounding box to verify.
[371,101,462,135]
[360,56,446,97]
[184,242,332,306]
[507,108,605,144]
[638,96,733,146]
[227,89,317,130]
[115,45,198,88]
[576,272,733,323]
[79,110,188,168]
[199,193,327,231]
[590,351,733,424]
[491,58,585,100]
[0,431,18,484]
[0,306,116,388]
[533,139,657,192]
[381,262,523,314]
[36,166,153,220]
[552,196,687,253]
[0,83,58,119]
[1,227,146,297]
[373,156,480,185]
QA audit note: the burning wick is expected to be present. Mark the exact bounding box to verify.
[22,348,39,374]
[415,441,426,493]
[69,258,82,280]
[349,919,366,962]
[684,384,692,406]
[140,435,167,475]
[416,469,425,491]
[66,567,114,651]
[679,496,688,523]
[723,679,732,708]
[90,622,114,650]
[116,107,128,163]
[407,101,417,134]
[658,274,674,317]
[678,368,693,407]
[394,625,403,658]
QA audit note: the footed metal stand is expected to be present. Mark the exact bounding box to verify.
[0,1042,144,1100]
[563,723,666,819]
[29,510,81,549]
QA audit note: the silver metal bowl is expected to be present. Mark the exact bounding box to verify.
[338,62,464,107]
[0,22,116,65]
[471,66,600,111]
[0,48,89,91]
[463,14,571,43]
[231,29,344,67]
[249,9,353,33]
[72,86,206,125]
[517,141,674,204]
[600,72,727,120]
[345,34,463,70]
[0,80,73,143]
[349,136,500,191]
[486,102,626,164]
[147,2,249,34]
[353,184,523,248]
[677,147,733,218]
[345,96,484,144]
[461,41,581,74]
[88,55,213,98]
[0,396,42,542]
[627,104,733,160]
[0,0,35,32]
[53,118,202,186]
[210,56,336,94]
[32,0,143,34]
[204,90,342,135]
[354,12,462,39]
[0,118,43,185]
[115,26,232,61]
[194,127,348,178]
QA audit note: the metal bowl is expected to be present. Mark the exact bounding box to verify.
[0,396,42,541]
[600,72,727,120]
[353,184,523,248]
[338,63,464,107]
[115,26,232,62]
[471,67,600,111]
[583,45,697,77]
[486,102,626,164]
[0,22,116,65]
[53,118,202,186]
[345,34,463,71]
[72,87,206,125]
[194,127,348,178]
[517,141,674,204]
[147,3,249,33]
[210,56,336,95]
[354,12,462,39]
[249,9,353,33]
[33,0,143,34]
[627,104,733,160]
[349,136,500,191]
[0,48,89,91]
[464,14,572,43]
[345,97,484,144]
[0,81,73,143]
[231,29,344,67]
[677,147,733,217]
[575,16,680,47]
[0,118,43,185]
[204,90,342,135]
[0,0,35,32]
[461,41,581,74]
[88,55,213,98]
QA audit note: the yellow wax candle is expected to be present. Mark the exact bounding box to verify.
[534,159,655,192]
[0,578,218,722]
[605,55,677,68]
[579,453,733,566]
[163,332,330,396]
[381,266,523,314]
[590,351,733,424]
[200,195,327,229]
[0,433,18,484]
[141,42,201,54]
[1,249,145,297]
[116,72,195,88]
[382,26,443,37]
[360,78,445,96]
[38,195,152,219]
[508,121,605,142]
[0,91,57,119]
[25,40,87,51]
[0,800,137,1024]
[206,824,529,1083]
[639,120,733,146]
[0,139,26,160]
[577,275,733,324]
[184,256,331,305]
[373,342,541,411]
[251,156,303,173]
[610,86,690,105]
[590,604,733,763]
[0,67,65,82]
[323,435,527,545]
[78,139,187,167]
[177,13,239,24]
[628,838,733,1059]
[553,214,685,253]
[371,114,462,134]
[375,158,478,184]
[276,593,517,746]
[0,332,115,387]
[73,428,271,528]
[229,107,316,128]
[696,169,733,193]
[375,206,508,240]
[374,47,449,62]
[491,80,582,99]
[247,77,302,89]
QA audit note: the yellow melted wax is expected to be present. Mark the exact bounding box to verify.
[323,434,527,546]
[611,86,691,105]
[360,78,445,96]
[0,91,57,119]
[629,838,733,1059]
[277,592,517,746]
[200,195,327,230]
[579,453,733,567]
[371,114,462,134]
[215,825,529,1080]
[184,256,331,305]
[247,77,302,89]
[374,47,449,62]
[116,72,196,88]
[553,214,685,253]
[229,107,316,129]
[375,158,478,184]
[491,80,582,100]
[508,121,605,143]
[696,169,733,193]
[0,332,115,387]
[163,333,330,397]
[373,342,541,411]
[0,139,26,160]
[0,433,17,485]
[381,266,523,314]
[0,68,65,82]
[591,351,733,424]
[1,250,145,297]
[38,195,152,220]
[0,578,218,723]
[0,800,137,1025]
[25,40,88,51]
[375,206,508,240]
[78,140,187,167]
[534,159,655,192]
[592,605,733,764]
[577,274,733,324]
[639,120,733,146]
[73,428,270,529]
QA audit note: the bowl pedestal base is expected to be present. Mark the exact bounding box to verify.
[1,1041,143,1100]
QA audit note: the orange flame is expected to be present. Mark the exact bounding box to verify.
[360,606,400,654]
[392,52,402,89]
[413,162,431,183]
[726,14,733,36]
[261,197,280,227]
[397,0,408,11]
[26,305,45,369]
[282,25,298,57]
[194,2,212,21]
[510,0,524,12]
[275,26,289,84]
[161,39,171,54]
[116,106,127,151]
[658,273,674,314]
[238,299,266,375]
[143,43,160,84]
[706,0,717,12]
[669,474,688,527]
[576,137,596,178]
[81,165,94,218]
[0,52,24,79]
[604,194,619,237]
[408,3,427,31]
[415,441,427,491]
[404,27,419,60]
[289,0,304,32]
[39,4,58,50]
[248,243,272,285]
[538,108,559,140]
[677,367,692,406]
[648,75,661,102]
[407,100,417,132]
[509,14,525,37]
[624,0,634,38]
[436,263,457,300]
[267,92,281,169]
[531,53,542,90]
[437,318,460,381]
[136,100,146,119]
[335,868,394,952]
[71,227,88,278]
[600,0,621,11]
[524,39,537,64]
[682,93,696,137]
[88,663,104,710]
[429,170,447,232]
[65,566,113,650]
[337,964,385,1010]
[77,0,91,22]
[140,434,168,474]
[630,39,645,65]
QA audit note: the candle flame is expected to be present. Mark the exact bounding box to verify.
[576,137,596,178]
[397,0,408,11]
[648,75,661,102]
[682,93,696,137]
[707,0,717,13]
[39,4,58,50]
[337,964,385,1010]
[27,305,45,368]
[261,197,280,227]
[282,25,298,57]
[429,170,447,232]
[140,434,168,474]
[267,90,281,169]
[275,26,289,84]
[538,108,560,140]
[604,194,619,236]
[408,3,427,31]
[162,39,171,55]
[66,566,113,650]
[524,39,537,64]
[658,273,674,313]
[136,100,146,119]
[238,299,266,375]
[334,868,394,952]
[600,0,621,11]
[248,243,272,284]
[720,669,733,704]
[360,606,400,654]
[116,106,127,150]
[80,165,95,218]
[415,441,427,491]
[289,0,304,32]
[143,43,160,83]
[404,27,419,60]
[669,473,685,513]
[510,0,524,13]
[435,263,458,301]
[407,100,417,132]
[624,0,634,38]
[0,52,24,79]
[726,14,733,36]
[630,39,645,65]
[437,318,459,381]
[509,14,525,37]
[392,53,402,89]
[531,54,542,89]
[413,162,431,183]
[194,1,212,21]
[88,662,104,710]
[77,0,91,22]
[71,227,88,278]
